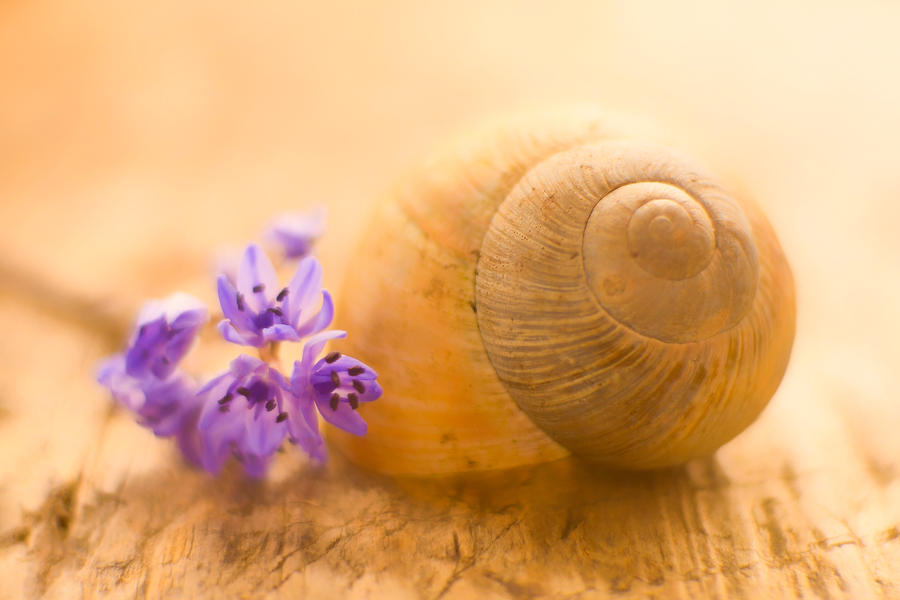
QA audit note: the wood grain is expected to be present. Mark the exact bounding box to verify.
[0,1,898,598]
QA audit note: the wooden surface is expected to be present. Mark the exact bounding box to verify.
[1,1,898,598]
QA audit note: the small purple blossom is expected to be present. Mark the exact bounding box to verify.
[125,293,208,379]
[217,244,334,347]
[289,330,382,439]
[196,355,305,476]
[264,207,326,259]
[96,293,208,468]
[98,355,202,438]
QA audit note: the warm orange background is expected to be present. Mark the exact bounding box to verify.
[1,2,898,597]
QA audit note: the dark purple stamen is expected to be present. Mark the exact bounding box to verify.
[236,387,251,397]
[252,284,265,293]
[276,288,288,302]
[330,371,340,387]
[265,399,276,411]
[348,366,364,376]
[236,293,245,311]
[266,307,283,317]
[161,356,170,365]
[329,393,340,411]
[352,380,365,393]
[348,393,359,410]
[324,351,341,364]
[218,393,233,405]
[276,412,288,423]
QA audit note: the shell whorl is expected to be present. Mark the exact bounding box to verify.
[478,143,759,346]
[331,110,795,474]
[476,140,793,468]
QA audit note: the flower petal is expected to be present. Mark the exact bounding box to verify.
[304,437,328,462]
[241,453,273,478]
[302,330,347,368]
[169,308,208,332]
[217,320,258,347]
[96,354,124,381]
[199,429,236,475]
[285,389,325,459]
[124,317,167,377]
[97,355,145,412]
[245,410,287,457]
[261,323,302,343]
[295,291,334,338]
[315,395,368,436]
[197,371,231,396]
[134,299,167,329]
[229,354,266,379]
[264,208,326,259]
[237,243,278,312]
[161,292,208,322]
[135,293,207,334]
[318,355,378,380]
[267,367,289,391]
[217,275,256,333]
[165,294,208,330]
[174,419,205,468]
[285,256,322,325]
[198,376,236,430]
[156,328,198,378]
[197,411,229,441]
[141,374,199,436]
[360,379,383,403]
[200,397,247,465]
[290,330,346,393]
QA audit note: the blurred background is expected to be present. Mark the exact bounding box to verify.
[1,1,898,597]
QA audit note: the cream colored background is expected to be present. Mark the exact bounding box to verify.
[0,1,898,598]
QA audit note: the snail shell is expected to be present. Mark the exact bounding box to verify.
[330,109,795,475]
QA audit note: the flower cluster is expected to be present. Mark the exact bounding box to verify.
[97,214,381,477]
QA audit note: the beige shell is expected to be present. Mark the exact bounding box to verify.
[329,109,796,475]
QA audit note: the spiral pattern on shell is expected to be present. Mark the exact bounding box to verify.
[331,110,795,474]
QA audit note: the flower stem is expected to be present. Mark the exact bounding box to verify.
[259,342,281,367]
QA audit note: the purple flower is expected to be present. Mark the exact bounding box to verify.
[95,229,382,480]
[216,244,334,347]
[97,356,203,439]
[196,354,309,477]
[264,207,326,259]
[289,330,382,440]
[96,293,209,467]
[125,293,208,379]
